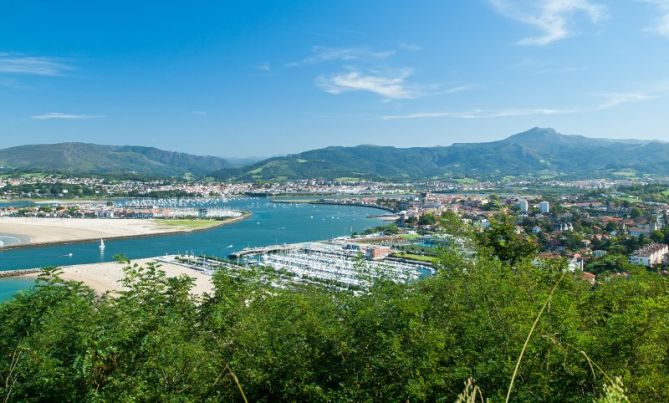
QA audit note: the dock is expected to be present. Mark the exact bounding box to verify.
[229,243,305,259]
[0,268,42,278]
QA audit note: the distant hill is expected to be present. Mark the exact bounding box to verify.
[0,143,231,177]
[212,128,669,181]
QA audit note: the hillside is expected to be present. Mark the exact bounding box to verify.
[0,143,231,177]
[212,128,669,181]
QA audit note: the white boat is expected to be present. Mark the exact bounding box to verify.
[99,239,106,250]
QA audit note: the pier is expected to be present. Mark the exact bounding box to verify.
[0,268,41,278]
[229,243,305,259]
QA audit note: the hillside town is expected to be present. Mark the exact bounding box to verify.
[3,173,668,283]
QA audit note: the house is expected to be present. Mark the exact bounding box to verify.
[628,224,653,237]
[629,243,668,267]
[581,271,597,285]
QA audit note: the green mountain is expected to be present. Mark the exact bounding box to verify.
[0,143,231,177]
[213,128,669,180]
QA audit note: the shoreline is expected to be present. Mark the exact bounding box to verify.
[0,211,251,251]
[14,257,215,296]
[270,199,396,213]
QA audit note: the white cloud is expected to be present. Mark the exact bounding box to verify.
[597,80,669,108]
[317,68,433,100]
[381,108,574,120]
[256,62,271,72]
[598,92,656,108]
[32,112,103,120]
[288,46,395,67]
[445,84,482,94]
[489,0,606,45]
[641,0,669,38]
[398,42,422,51]
[0,53,73,76]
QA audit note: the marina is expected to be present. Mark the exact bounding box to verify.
[0,197,385,299]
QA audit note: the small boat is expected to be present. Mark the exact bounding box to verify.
[99,239,106,250]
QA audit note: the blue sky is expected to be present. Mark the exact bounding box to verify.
[1,0,669,157]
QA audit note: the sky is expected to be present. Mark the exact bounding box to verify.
[1,0,669,157]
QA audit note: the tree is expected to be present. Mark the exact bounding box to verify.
[476,214,538,265]
[418,213,437,226]
[1,251,669,401]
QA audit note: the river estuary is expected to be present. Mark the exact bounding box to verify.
[0,198,384,300]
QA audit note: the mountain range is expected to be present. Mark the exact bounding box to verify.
[212,128,669,181]
[1,128,667,180]
[0,143,231,177]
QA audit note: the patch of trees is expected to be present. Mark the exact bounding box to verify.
[0,226,668,400]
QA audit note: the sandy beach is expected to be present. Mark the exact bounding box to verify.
[0,214,248,249]
[22,258,215,296]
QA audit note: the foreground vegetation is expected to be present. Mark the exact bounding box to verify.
[0,228,667,401]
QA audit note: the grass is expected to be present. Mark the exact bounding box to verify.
[391,252,438,263]
[154,219,223,230]
[454,178,478,184]
[614,195,641,203]
[612,170,637,177]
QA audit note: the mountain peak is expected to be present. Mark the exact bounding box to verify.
[504,127,562,142]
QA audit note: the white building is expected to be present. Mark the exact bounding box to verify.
[539,201,550,214]
[629,243,668,267]
[518,199,529,213]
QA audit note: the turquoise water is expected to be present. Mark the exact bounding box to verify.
[0,278,35,301]
[0,201,35,208]
[0,198,383,301]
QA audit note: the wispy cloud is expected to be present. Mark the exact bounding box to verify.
[0,77,27,89]
[381,108,574,120]
[489,0,606,45]
[32,112,103,120]
[445,84,482,94]
[256,62,272,72]
[641,0,669,38]
[398,42,422,51]
[316,67,435,100]
[534,66,589,75]
[191,110,207,116]
[598,92,656,108]
[0,53,73,76]
[597,80,669,108]
[288,46,395,67]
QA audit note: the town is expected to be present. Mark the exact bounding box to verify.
[2,173,668,285]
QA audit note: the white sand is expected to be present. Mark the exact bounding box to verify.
[0,217,206,246]
[25,258,214,296]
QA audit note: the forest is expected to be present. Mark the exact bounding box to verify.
[0,221,667,402]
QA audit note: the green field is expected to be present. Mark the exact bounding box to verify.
[391,252,438,263]
[454,178,478,184]
[612,170,637,177]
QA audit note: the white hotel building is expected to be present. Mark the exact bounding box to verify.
[629,244,669,267]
